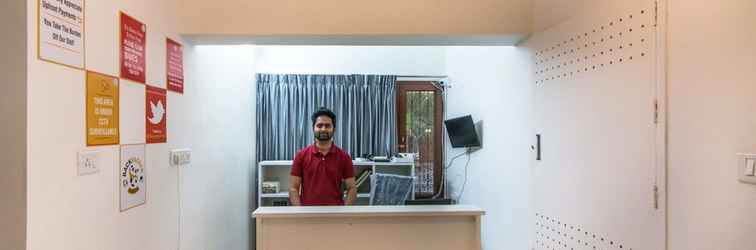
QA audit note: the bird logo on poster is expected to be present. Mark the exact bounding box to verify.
[99,79,111,92]
[148,100,164,125]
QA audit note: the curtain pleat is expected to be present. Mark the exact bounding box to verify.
[256,74,397,161]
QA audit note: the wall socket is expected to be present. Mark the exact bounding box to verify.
[77,150,100,176]
[737,153,756,185]
[170,149,192,166]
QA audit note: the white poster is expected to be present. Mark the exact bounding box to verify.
[38,0,85,69]
[119,144,146,211]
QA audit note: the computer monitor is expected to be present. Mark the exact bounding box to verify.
[444,115,481,148]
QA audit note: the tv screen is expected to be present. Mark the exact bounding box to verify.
[444,115,481,148]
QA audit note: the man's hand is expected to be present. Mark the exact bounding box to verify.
[344,177,357,205]
[289,175,302,206]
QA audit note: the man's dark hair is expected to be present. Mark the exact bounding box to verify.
[311,107,336,127]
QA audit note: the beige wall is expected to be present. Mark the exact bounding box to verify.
[178,0,531,40]
[667,0,756,249]
[531,0,756,249]
[26,1,185,249]
[531,0,591,32]
[0,0,27,249]
[25,0,254,248]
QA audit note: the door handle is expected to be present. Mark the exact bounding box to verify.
[536,134,542,161]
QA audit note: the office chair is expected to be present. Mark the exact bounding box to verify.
[369,173,414,205]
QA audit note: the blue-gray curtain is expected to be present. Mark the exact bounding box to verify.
[256,74,398,161]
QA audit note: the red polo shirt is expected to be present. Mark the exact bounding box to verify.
[291,144,355,206]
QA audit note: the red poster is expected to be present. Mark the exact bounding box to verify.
[120,12,146,84]
[166,38,184,93]
[146,85,167,143]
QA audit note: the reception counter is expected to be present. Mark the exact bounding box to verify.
[252,205,485,250]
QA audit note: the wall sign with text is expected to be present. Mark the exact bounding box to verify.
[86,71,119,146]
[146,85,167,143]
[38,0,85,69]
[166,38,184,93]
[120,12,146,83]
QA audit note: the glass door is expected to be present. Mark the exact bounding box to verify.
[397,82,442,198]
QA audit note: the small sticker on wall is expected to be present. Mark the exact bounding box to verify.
[146,85,167,143]
[120,144,146,211]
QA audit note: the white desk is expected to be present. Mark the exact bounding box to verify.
[253,205,484,250]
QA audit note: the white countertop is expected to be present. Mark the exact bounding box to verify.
[258,160,414,166]
[252,205,485,218]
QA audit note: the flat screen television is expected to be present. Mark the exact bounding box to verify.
[444,115,481,148]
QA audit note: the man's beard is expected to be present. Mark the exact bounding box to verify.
[315,131,333,141]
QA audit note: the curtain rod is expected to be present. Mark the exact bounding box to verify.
[396,75,447,82]
[257,73,447,78]
[396,75,447,78]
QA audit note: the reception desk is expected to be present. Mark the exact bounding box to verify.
[252,205,485,250]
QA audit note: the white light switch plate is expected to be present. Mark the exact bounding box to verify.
[170,149,191,166]
[78,150,100,176]
[737,153,756,184]
[746,159,756,176]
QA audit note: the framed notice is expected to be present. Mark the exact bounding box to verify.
[119,144,146,211]
[119,12,146,83]
[166,38,184,94]
[86,71,119,146]
[146,85,167,143]
[38,0,85,69]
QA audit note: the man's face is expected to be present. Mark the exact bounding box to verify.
[313,116,334,141]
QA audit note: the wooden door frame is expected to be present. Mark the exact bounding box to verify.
[396,81,443,197]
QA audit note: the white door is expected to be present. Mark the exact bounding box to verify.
[526,1,666,249]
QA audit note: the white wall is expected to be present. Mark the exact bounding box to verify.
[180,45,255,250]
[254,46,446,76]
[444,47,533,250]
[26,1,177,249]
[248,46,446,246]
[253,45,532,250]
[175,45,437,249]
[667,1,756,249]
[25,1,252,250]
[1,0,27,249]
[530,0,756,249]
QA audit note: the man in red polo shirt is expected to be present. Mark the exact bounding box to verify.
[289,107,357,206]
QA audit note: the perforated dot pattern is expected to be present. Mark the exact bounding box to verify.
[533,213,632,250]
[533,9,653,85]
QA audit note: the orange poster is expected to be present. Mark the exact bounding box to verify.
[86,71,120,146]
